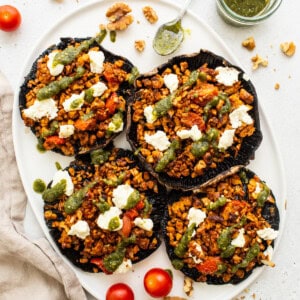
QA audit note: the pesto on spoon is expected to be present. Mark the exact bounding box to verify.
[153,0,193,56]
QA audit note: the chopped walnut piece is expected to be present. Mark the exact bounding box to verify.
[105,2,134,31]
[274,83,280,90]
[280,41,296,57]
[143,6,158,24]
[183,276,193,297]
[242,36,256,50]
[135,40,146,52]
[251,54,268,70]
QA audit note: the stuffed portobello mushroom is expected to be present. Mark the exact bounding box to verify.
[126,50,263,190]
[19,36,138,156]
[162,168,280,284]
[43,146,165,273]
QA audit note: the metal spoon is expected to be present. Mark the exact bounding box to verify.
[153,0,193,56]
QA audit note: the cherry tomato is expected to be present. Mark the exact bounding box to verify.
[143,268,173,298]
[106,283,134,300]
[0,5,21,32]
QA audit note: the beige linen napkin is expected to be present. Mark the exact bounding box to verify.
[0,72,87,300]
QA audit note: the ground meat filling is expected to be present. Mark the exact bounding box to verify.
[129,56,260,185]
[20,38,135,156]
[43,148,162,273]
[163,169,279,284]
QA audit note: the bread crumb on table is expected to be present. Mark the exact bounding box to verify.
[242,36,256,50]
[280,41,296,57]
[274,83,280,90]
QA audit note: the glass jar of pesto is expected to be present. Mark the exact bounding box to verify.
[216,0,282,26]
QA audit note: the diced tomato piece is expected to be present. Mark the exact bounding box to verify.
[43,136,65,150]
[134,200,145,211]
[124,209,139,220]
[103,69,118,85]
[74,118,96,131]
[90,258,112,274]
[231,200,247,209]
[181,112,206,131]
[105,92,122,115]
[196,257,221,275]
[198,83,219,100]
[121,215,132,237]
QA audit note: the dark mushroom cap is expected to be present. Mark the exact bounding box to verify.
[43,146,166,272]
[126,49,263,191]
[19,37,136,156]
[161,167,280,284]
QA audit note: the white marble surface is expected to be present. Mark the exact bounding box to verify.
[1,0,299,299]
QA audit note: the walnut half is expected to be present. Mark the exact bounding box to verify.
[106,2,134,31]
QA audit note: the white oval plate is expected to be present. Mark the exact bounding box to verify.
[12,0,286,299]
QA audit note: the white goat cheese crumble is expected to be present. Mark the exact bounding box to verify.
[114,259,133,274]
[257,227,278,240]
[218,129,235,150]
[177,125,202,141]
[47,51,64,76]
[96,206,123,231]
[59,124,75,139]
[90,81,107,97]
[144,105,157,124]
[163,73,179,93]
[144,130,170,151]
[23,98,58,121]
[88,50,105,73]
[112,184,135,209]
[231,228,246,247]
[229,105,253,129]
[51,169,74,196]
[187,207,206,227]
[63,92,85,112]
[68,220,90,239]
[215,67,240,86]
[133,217,153,231]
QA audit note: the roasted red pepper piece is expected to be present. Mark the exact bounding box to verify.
[90,258,112,274]
[121,214,132,237]
[105,92,119,115]
[43,135,65,150]
[196,257,221,275]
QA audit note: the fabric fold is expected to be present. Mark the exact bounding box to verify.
[0,72,87,300]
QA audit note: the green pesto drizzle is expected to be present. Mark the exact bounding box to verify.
[103,235,136,272]
[33,179,46,193]
[224,0,269,17]
[37,66,85,100]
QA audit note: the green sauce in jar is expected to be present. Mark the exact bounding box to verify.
[224,0,269,17]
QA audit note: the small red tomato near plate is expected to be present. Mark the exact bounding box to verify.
[0,5,21,32]
[143,267,173,298]
[106,283,134,300]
